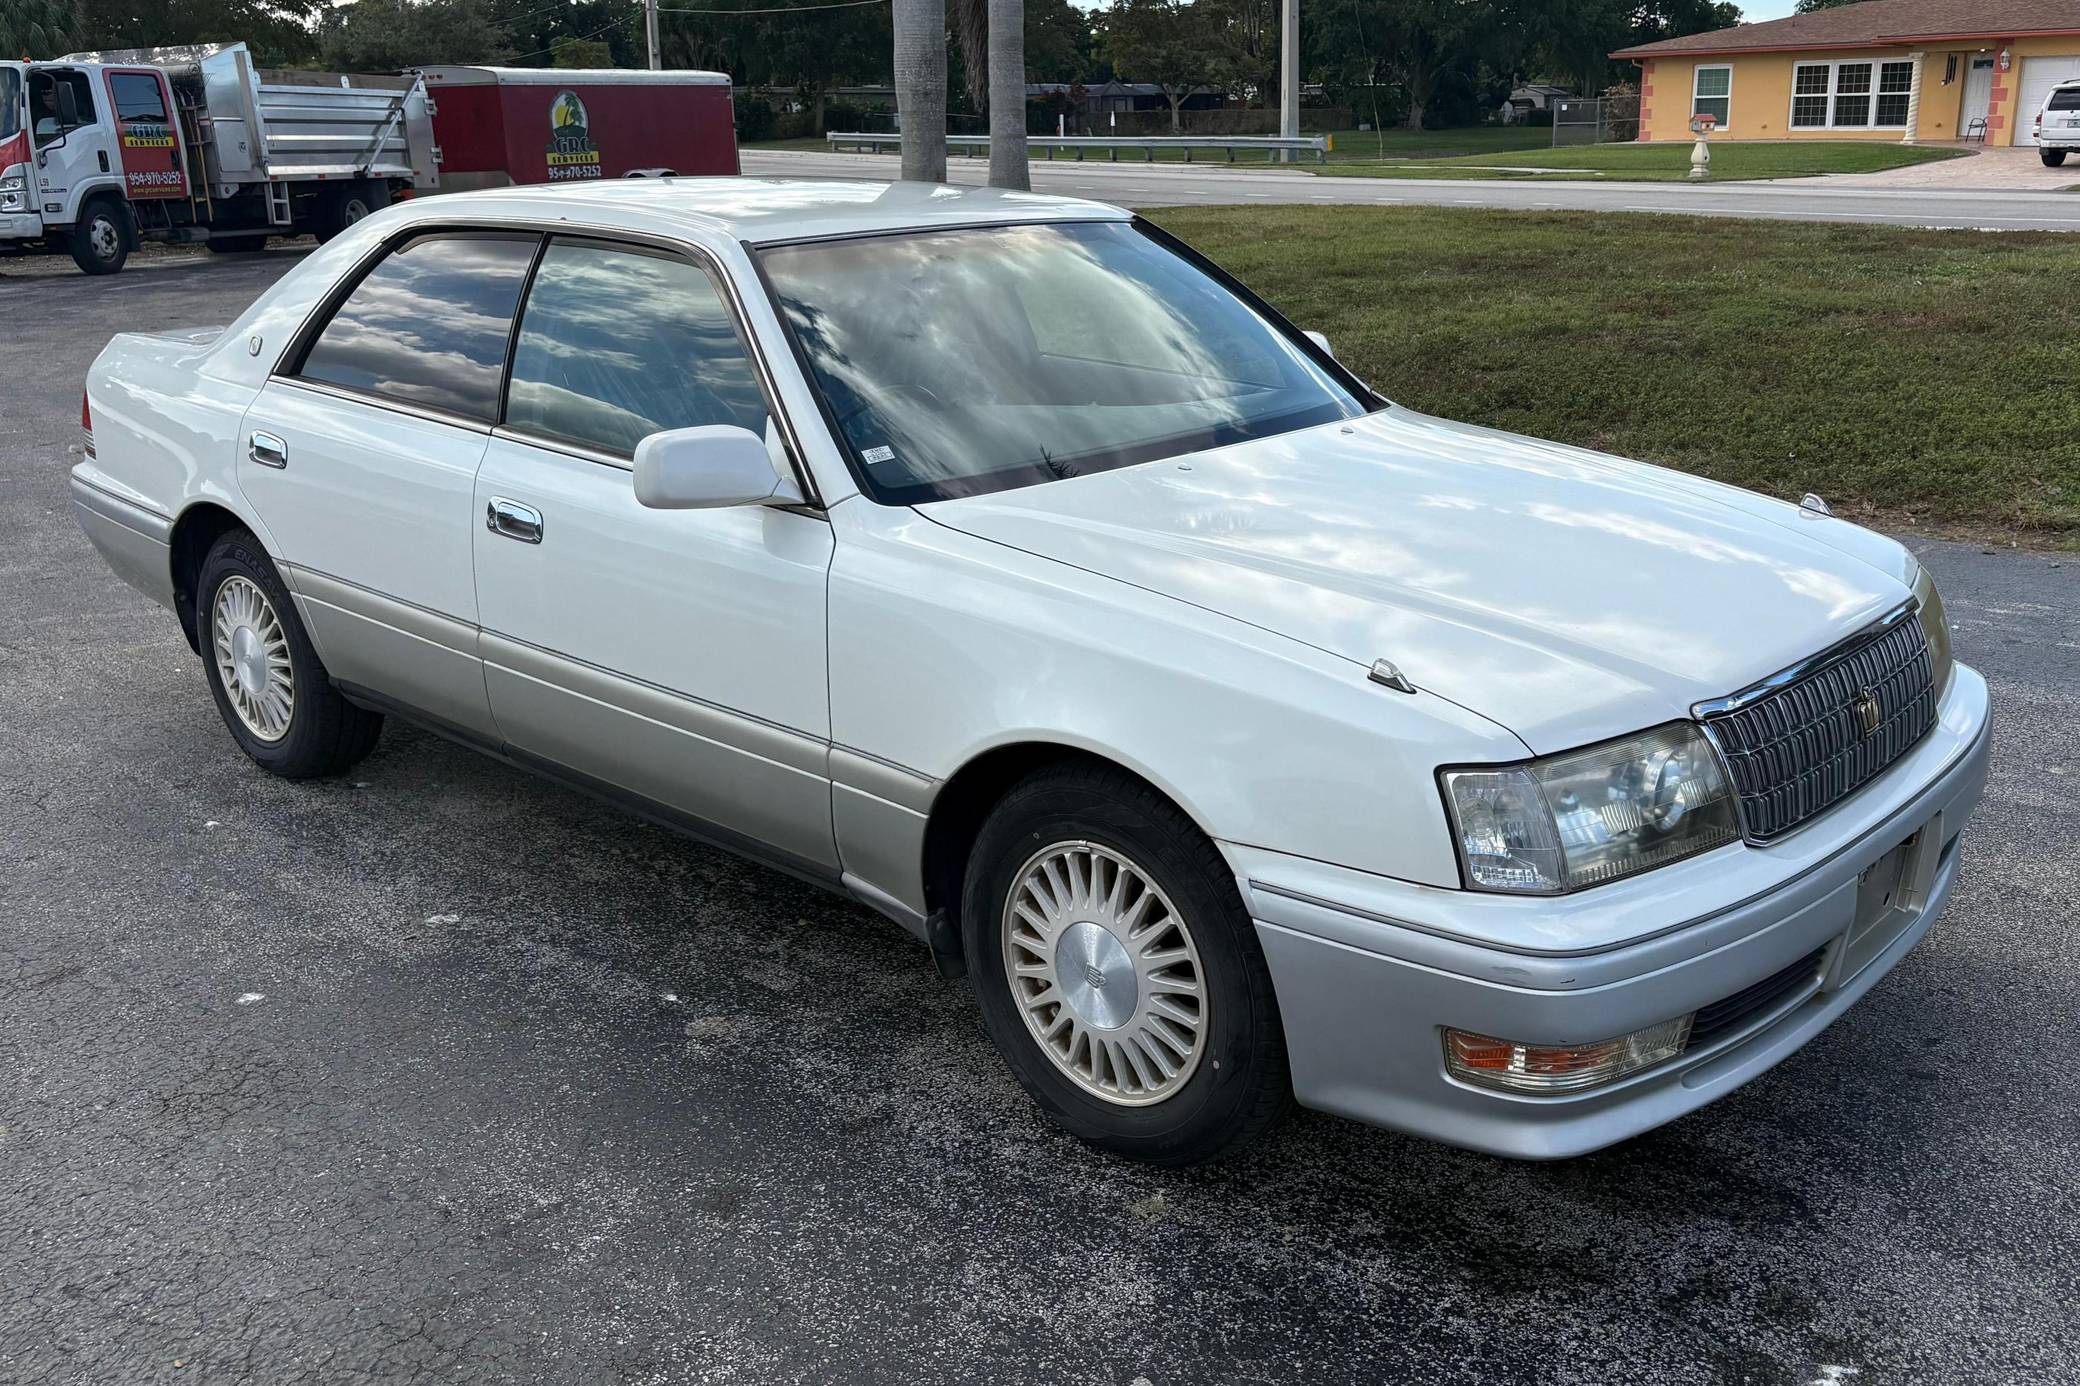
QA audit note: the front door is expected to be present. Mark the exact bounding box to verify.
[470,236,838,872]
[240,230,541,739]
[27,66,108,222]
[1963,57,1994,137]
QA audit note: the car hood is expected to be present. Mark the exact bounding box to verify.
[917,409,1912,754]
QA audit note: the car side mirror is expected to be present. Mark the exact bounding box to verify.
[1303,330,1335,360]
[56,84,79,130]
[632,424,803,510]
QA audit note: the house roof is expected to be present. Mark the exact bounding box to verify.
[1612,0,2080,60]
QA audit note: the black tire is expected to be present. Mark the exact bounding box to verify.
[195,529,383,779]
[207,234,269,254]
[68,198,130,276]
[962,762,1291,1165]
[2042,148,2069,168]
[313,180,391,243]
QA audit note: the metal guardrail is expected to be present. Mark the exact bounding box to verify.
[826,132,1331,164]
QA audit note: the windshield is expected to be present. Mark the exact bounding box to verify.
[759,221,1369,504]
[0,69,21,143]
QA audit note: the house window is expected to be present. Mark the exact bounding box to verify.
[1692,65,1731,125]
[1790,59,1915,129]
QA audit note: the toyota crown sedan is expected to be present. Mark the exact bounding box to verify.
[70,180,1991,1165]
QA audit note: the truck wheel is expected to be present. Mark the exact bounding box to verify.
[69,199,130,276]
[314,181,391,243]
[2042,148,2068,168]
[961,762,1291,1165]
[207,235,269,254]
[196,528,383,779]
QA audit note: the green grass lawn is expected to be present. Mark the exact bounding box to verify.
[1140,205,2077,538]
[1319,140,1966,181]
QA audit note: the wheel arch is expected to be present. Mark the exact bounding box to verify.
[168,500,260,653]
[918,739,1228,972]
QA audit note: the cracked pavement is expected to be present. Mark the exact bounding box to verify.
[2,251,2077,1386]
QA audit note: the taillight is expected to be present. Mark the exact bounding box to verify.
[81,391,94,458]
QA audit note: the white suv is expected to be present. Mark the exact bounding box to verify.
[2036,78,2080,165]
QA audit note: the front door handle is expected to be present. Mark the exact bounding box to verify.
[486,497,543,544]
[249,431,287,468]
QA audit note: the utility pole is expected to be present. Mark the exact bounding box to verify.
[646,0,662,70]
[1279,0,1299,163]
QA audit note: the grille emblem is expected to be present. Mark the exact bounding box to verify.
[1855,687,1882,736]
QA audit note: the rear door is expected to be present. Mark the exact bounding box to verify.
[470,235,837,870]
[241,229,540,739]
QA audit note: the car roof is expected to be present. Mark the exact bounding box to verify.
[411,178,1132,245]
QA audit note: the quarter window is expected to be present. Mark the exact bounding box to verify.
[1691,65,1731,126]
[296,233,539,422]
[503,240,769,457]
[1791,60,1915,129]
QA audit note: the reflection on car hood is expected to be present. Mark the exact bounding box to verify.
[918,409,1913,753]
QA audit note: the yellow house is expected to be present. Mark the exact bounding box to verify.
[1613,0,2080,148]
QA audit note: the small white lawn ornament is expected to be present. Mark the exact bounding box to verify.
[1688,112,1717,180]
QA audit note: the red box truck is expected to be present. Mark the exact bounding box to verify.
[417,65,739,190]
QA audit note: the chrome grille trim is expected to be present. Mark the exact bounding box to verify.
[1696,602,1938,843]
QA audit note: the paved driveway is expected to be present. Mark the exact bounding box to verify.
[1805,143,2080,189]
[3,255,2077,1386]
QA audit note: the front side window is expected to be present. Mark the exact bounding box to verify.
[108,72,169,124]
[0,69,21,143]
[1692,65,1731,125]
[760,221,1367,505]
[296,233,538,422]
[29,69,95,146]
[504,240,769,457]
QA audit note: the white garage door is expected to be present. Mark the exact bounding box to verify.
[2014,56,2080,145]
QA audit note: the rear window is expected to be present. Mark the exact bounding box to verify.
[296,232,539,422]
[2049,88,2080,112]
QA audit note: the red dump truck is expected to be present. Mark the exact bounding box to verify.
[1,45,737,275]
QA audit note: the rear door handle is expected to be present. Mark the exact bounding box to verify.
[485,497,543,544]
[249,431,287,468]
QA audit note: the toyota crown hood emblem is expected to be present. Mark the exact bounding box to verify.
[921,409,1914,754]
[1856,686,1884,736]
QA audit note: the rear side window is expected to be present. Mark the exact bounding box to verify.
[297,233,539,422]
[504,240,769,456]
[2050,88,2080,112]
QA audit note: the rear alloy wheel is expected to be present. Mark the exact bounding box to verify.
[964,762,1291,1165]
[196,529,383,778]
[68,200,129,276]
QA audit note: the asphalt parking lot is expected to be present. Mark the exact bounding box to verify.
[3,249,2076,1386]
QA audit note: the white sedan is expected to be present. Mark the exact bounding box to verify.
[71,180,1991,1164]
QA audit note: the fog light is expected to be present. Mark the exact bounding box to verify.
[1443,1015,1694,1094]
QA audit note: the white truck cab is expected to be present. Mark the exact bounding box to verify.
[1,45,435,275]
[2035,78,2080,166]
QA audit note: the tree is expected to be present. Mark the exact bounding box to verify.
[1100,0,1219,133]
[1795,0,1860,10]
[319,0,515,71]
[74,0,326,66]
[1024,0,1096,81]
[2,0,81,58]
[549,36,615,67]
[987,0,1027,187]
[894,0,947,179]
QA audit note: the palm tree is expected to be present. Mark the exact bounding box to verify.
[986,0,1028,189]
[894,0,948,182]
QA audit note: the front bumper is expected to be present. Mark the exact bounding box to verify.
[1239,664,1992,1159]
[1,212,42,240]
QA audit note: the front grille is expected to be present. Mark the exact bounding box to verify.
[1703,612,1937,842]
[1689,946,1828,1050]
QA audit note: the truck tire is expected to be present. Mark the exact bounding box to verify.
[2043,148,2069,168]
[68,198,130,276]
[313,181,391,243]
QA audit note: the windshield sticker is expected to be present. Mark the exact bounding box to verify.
[862,445,895,464]
[546,91,602,180]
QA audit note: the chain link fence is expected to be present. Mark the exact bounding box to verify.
[1553,94,1641,147]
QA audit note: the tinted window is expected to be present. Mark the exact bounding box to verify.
[298,233,538,422]
[504,241,769,456]
[2050,89,2080,112]
[109,73,169,123]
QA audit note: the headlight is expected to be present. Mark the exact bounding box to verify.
[1908,558,1954,697]
[0,175,24,193]
[1441,723,1741,894]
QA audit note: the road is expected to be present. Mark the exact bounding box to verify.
[3,256,2077,1386]
[742,148,2080,231]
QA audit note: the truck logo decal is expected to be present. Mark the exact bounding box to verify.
[546,91,601,180]
[121,122,175,150]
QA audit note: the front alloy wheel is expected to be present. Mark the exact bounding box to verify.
[1003,841,1208,1106]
